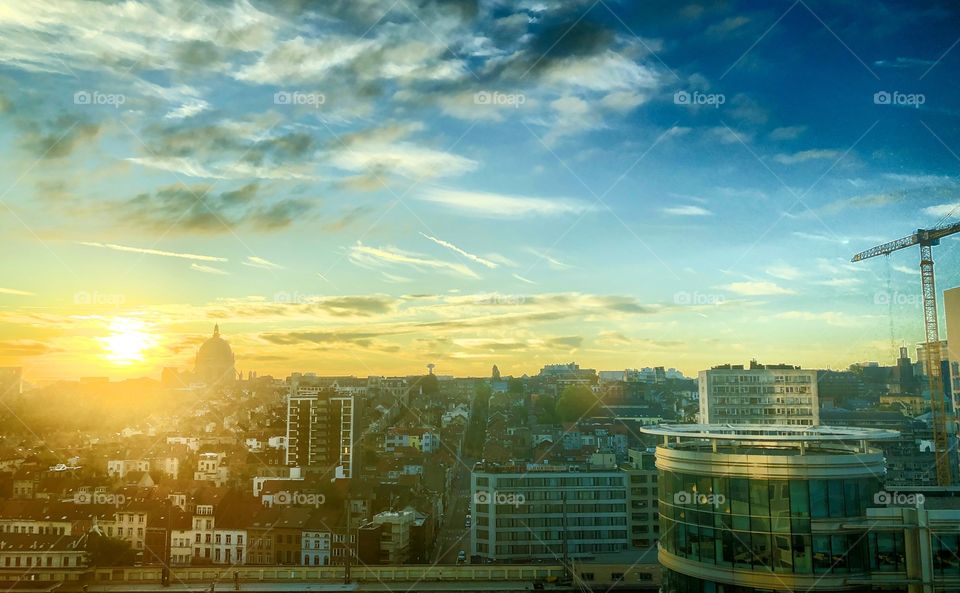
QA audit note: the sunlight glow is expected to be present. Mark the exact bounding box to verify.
[98,317,157,365]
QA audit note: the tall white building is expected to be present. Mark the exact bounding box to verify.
[699,362,818,426]
[285,381,355,478]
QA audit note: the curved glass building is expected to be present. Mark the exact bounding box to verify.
[641,424,920,593]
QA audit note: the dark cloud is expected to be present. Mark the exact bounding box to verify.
[546,335,583,349]
[119,182,313,233]
[316,296,395,316]
[174,40,223,70]
[19,115,100,159]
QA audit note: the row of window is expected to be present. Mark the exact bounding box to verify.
[0,525,67,535]
[661,473,882,531]
[476,529,628,542]
[480,476,624,488]
[661,521,910,575]
[479,503,628,515]
[2,555,81,567]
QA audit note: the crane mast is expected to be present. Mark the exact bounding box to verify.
[852,222,960,487]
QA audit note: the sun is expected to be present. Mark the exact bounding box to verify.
[99,317,157,365]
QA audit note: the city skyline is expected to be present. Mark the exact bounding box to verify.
[2,1,960,381]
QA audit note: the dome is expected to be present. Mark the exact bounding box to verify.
[194,325,236,385]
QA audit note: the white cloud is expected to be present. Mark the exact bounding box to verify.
[420,233,498,269]
[527,248,571,270]
[418,188,593,217]
[765,263,802,280]
[330,142,477,180]
[923,202,960,218]
[127,156,315,181]
[190,263,229,275]
[769,126,806,140]
[348,243,479,279]
[720,281,796,296]
[775,311,862,326]
[662,205,711,216]
[242,256,283,270]
[892,264,919,276]
[0,287,34,296]
[774,149,841,165]
[817,277,862,288]
[513,273,536,285]
[79,241,227,262]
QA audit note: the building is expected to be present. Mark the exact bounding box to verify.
[699,361,818,426]
[470,455,630,562]
[357,510,415,564]
[106,459,150,479]
[194,325,236,386]
[193,453,229,486]
[639,423,960,593]
[623,449,659,549]
[285,380,355,478]
[0,534,88,569]
[0,367,22,396]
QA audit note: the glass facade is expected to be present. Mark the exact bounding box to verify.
[659,469,898,576]
[664,569,873,593]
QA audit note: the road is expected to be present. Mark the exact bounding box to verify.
[433,452,473,564]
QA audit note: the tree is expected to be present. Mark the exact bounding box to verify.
[555,385,597,423]
[87,533,137,567]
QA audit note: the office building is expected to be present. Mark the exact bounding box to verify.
[639,423,960,593]
[623,449,659,549]
[285,379,355,478]
[699,361,818,426]
[470,454,629,561]
[0,367,22,396]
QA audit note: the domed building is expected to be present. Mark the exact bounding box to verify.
[194,325,236,386]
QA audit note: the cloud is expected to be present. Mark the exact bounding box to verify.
[662,205,711,216]
[419,233,498,269]
[774,149,842,165]
[765,263,802,281]
[119,183,310,233]
[720,281,796,296]
[527,248,571,270]
[418,187,593,217]
[513,273,536,285]
[893,264,919,276]
[769,126,806,140]
[79,242,227,262]
[190,263,229,275]
[792,231,849,245]
[348,243,479,279]
[817,278,862,288]
[19,115,100,159]
[774,311,864,327]
[242,256,284,270]
[923,203,960,218]
[0,287,34,296]
[330,142,477,180]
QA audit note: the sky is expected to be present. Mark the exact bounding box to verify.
[1,0,960,382]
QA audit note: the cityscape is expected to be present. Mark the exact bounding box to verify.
[1,1,960,592]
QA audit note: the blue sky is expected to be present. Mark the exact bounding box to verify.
[1,0,959,381]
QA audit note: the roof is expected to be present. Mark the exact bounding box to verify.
[641,423,900,442]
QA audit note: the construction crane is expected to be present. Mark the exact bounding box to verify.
[852,221,960,486]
